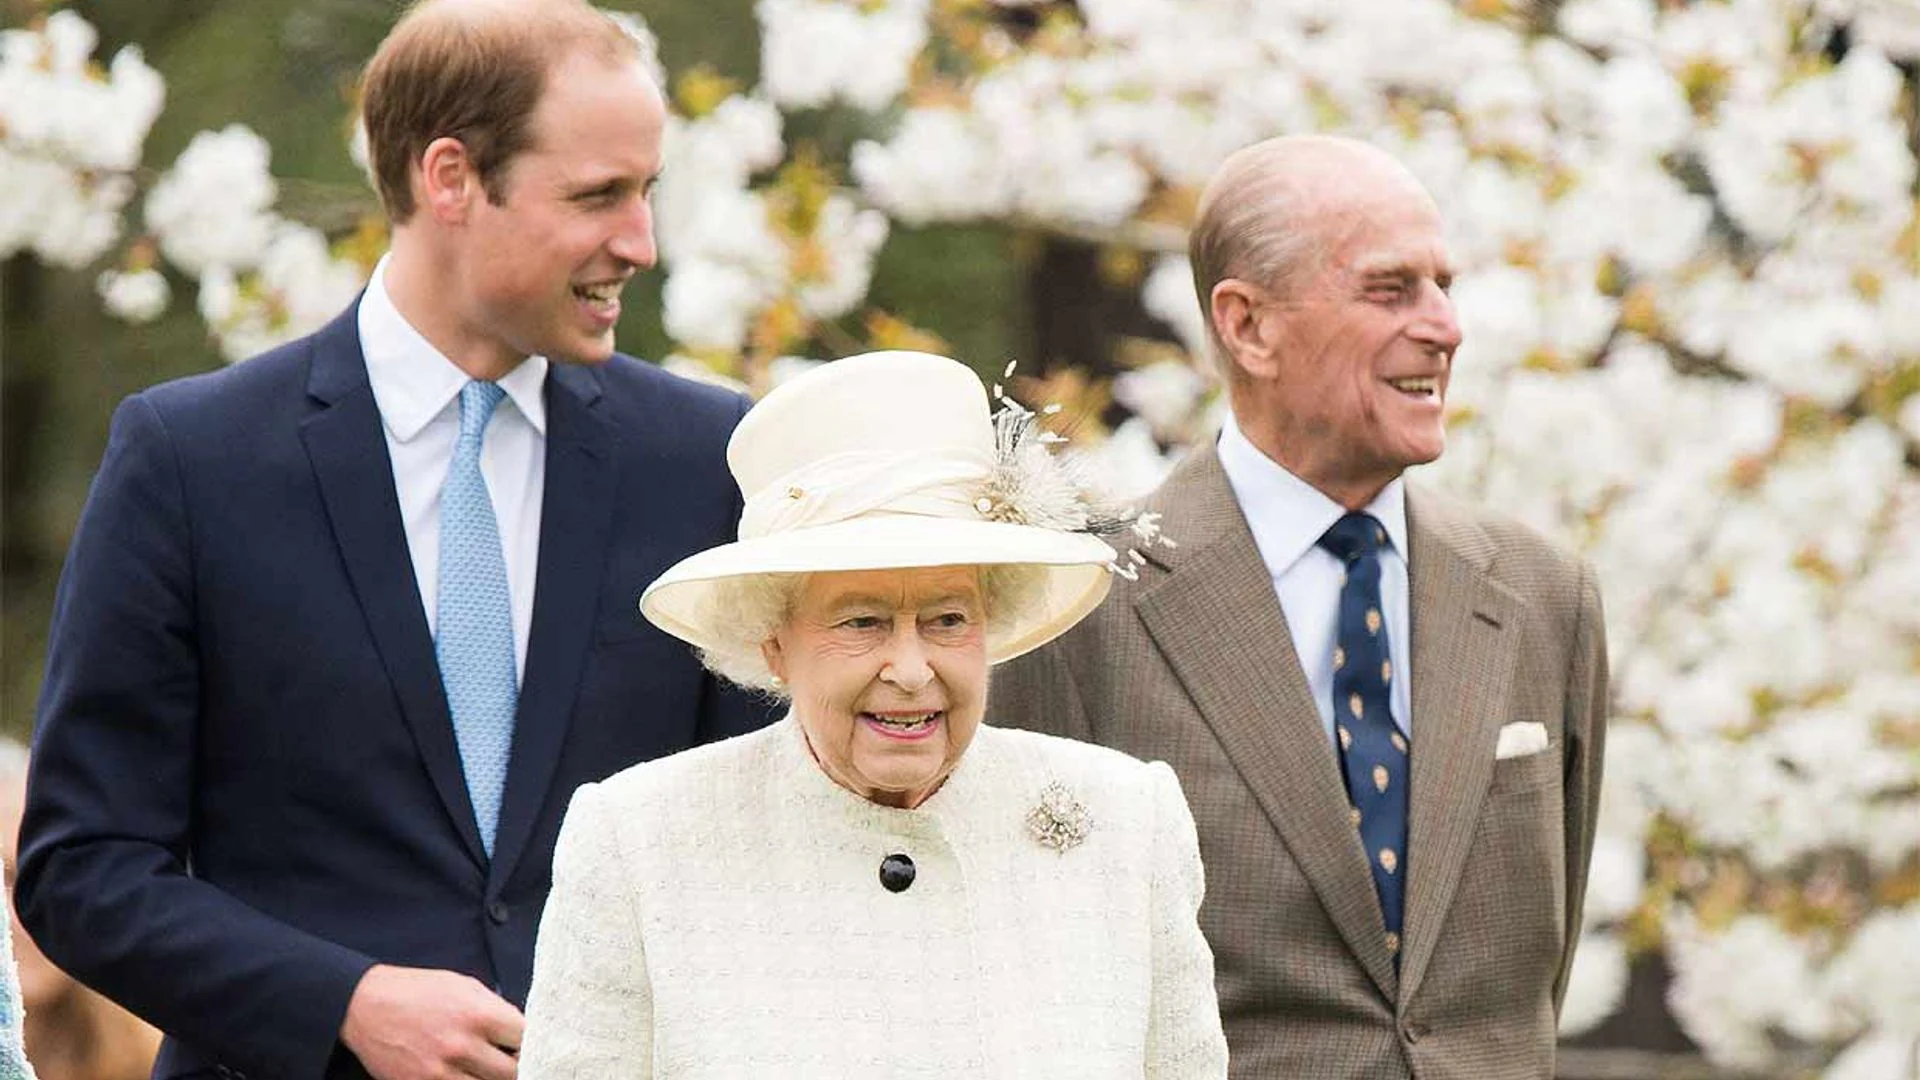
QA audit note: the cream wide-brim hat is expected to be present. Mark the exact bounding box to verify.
[640,351,1120,663]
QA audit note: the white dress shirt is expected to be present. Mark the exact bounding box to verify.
[1215,413,1412,742]
[359,258,547,680]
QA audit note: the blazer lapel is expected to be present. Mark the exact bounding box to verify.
[1134,449,1399,1000]
[299,305,488,867]
[1397,485,1521,1000]
[487,363,613,887]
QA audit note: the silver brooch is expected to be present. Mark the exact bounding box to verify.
[1026,781,1092,854]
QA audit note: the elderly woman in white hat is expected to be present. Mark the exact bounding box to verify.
[517,351,1227,1078]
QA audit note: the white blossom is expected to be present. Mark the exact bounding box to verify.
[663,260,770,353]
[209,223,366,363]
[796,195,887,320]
[1138,255,1203,353]
[758,0,928,112]
[1844,0,1920,60]
[1595,54,1694,154]
[0,148,128,267]
[1825,906,1920,1034]
[96,268,170,324]
[1112,359,1209,443]
[1667,914,1843,1068]
[1584,835,1648,926]
[144,125,279,276]
[1559,933,1630,1036]
[1900,394,1920,446]
[1822,1032,1920,1080]
[1557,0,1659,53]
[1066,417,1178,502]
[852,108,1014,225]
[0,10,163,173]
[767,354,825,386]
[655,187,785,292]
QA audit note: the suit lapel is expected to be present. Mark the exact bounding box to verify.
[1135,450,1399,1000]
[299,306,489,867]
[487,363,613,887]
[1397,486,1521,1000]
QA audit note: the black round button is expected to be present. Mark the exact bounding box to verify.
[879,853,916,893]
[486,900,510,925]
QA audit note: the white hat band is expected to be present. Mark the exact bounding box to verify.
[739,446,994,540]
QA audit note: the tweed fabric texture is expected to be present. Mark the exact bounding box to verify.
[435,380,517,857]
[993,447,1609,1080]
[517,716,1229,1079]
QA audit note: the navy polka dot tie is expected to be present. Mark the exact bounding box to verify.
[1318,512,1408,958]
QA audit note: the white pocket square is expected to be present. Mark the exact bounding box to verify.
[1494,721,1549,760]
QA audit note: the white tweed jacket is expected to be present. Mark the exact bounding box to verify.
[518,714,1228,1079]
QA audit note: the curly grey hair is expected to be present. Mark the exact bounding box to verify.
[695,564,1049,696]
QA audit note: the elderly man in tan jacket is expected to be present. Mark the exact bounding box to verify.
[995,135,1609,1080]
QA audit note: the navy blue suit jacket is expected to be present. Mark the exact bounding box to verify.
[17,303,778,1079]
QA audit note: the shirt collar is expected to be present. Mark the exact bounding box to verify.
[1215,409,1408,576]
[359,256,549,442]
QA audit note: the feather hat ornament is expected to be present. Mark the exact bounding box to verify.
[978,362,1173,581]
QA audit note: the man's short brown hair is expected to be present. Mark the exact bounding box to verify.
[360,0,646,222]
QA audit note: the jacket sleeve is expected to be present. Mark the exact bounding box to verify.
[15,395,375,1078]
[519,782,654,1079]
[1554,561,1610,1014]
[1142,762,1230,1079]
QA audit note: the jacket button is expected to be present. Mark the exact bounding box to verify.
[1402,1020,1425,1043]
[487,900,510,925]
[878,853,916,893]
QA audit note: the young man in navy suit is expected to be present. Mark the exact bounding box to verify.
[16,2,776,1077]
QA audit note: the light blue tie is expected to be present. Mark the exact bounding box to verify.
[437,380,517,858]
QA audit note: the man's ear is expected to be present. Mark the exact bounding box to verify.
[1210,278,1282,380]
[415,136,480,224]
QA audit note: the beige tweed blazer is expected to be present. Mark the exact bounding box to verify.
[993,447,1609,1080]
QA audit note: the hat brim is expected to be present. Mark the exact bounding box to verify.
[639,514,1118,664]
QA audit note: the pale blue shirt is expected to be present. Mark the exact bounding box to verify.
[1215,413,1413,743]
[359,257,548,680]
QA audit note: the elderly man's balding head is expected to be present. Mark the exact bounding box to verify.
[1188,134,1461,508]
[361,0,654,221]
[1189,136,1441,370]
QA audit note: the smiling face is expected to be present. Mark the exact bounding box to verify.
[1213,150,1464,510]
[763,566,989,809]
[443,48,664,373]
[1263,188,1460,501]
